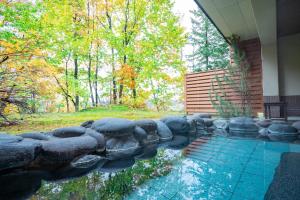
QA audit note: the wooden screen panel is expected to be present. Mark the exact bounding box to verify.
[184,38,263,115]
[185,70,263,115]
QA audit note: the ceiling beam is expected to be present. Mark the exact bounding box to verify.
[251,0,277,45]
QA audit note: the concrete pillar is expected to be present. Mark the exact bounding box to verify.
[261,43,280,96]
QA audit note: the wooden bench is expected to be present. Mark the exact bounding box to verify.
[264,102,287,121]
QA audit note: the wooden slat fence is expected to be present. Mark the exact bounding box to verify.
[185,38,264,115]
[184,69,263,115]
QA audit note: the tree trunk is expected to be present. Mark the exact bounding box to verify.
[31,92,36,113]
[65,96,70,113]
[132,77,136,100]
[87,1,95,107]
[112,48,117,104]
[150,78,160,112]
[74,55,79,112]
[88,52,95,107]
[119,83,123,104]
[104,0,117,104]
[119,0,130,105]
[118,55,127,104]
[205,19,209,68]
[65,56,70,112]
[95,47,99,106]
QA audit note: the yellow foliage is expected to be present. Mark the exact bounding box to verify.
[116,64,137,89]
[3,104,19,115]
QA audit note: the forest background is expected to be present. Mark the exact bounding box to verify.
[0,0,228,128]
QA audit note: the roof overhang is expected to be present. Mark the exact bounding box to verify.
[194,0,277,45]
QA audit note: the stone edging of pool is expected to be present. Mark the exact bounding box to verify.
[1,114,300,177]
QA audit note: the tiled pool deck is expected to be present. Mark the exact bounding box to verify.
[126,136,300,200]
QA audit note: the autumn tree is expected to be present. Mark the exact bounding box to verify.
[1,0,187,119]
[41,0,91,112]
[0,1,57,124]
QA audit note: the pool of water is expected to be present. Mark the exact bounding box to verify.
[28,135,300,200]
[126,136,300,200]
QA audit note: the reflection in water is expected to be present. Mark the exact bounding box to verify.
[4,134,299,200]
[30,149,182,200]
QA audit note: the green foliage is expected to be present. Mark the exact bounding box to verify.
[209,35,252,118]
[188,9,229,72]
[1,0,187,117]
[32,150,181,200]
[0,1,58,123]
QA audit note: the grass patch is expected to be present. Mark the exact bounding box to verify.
[0,105,182,134]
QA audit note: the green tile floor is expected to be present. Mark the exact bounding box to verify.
[126,136,300,200]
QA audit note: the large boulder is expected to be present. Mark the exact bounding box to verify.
[36,136,98,167]
[259,128,269,138]
[70,155,103,169]
[292,121,300,132]
[45,155,107,181]
[85,128,105,152]
[133,126,148,142]
[160,116,190,135]
[0,133,23,143]
[52,126,86,138]
[135,119,157,134]
[135,119,160,145]
[192,113,212,119]
[166,135,189,150]
[186,117,197,135]
[187,115,206,133]
[229,117,259,137]
[19,132,50,141]
[0,136,42,172]
[267,124,299,142]
[154,121,173,142]
[213,119,229,130]
[135,144,158,160]
[256,119,272,128]
[0,170,46,200]
[214,129,229,136]
[91,118,135,137]
[105,135,140,160]
[203,118,214,127]
[99,158,135,173]
[81,120,94,128]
